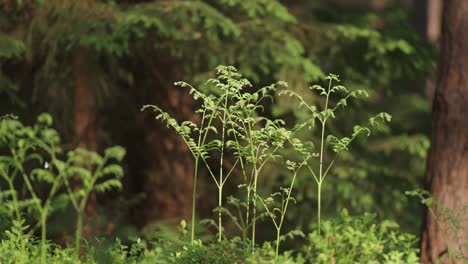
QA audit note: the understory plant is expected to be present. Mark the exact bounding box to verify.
[280,74,391,234]
[65,146,126,257]
[301,209,419,264]
[143,66,307,256]
[0,114,126,262]
[258,162,305,261]
[0,66,398,263]
[144,66,391,262]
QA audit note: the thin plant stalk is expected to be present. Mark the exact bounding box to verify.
[251,168,258,251]
[259,163,303,263]
[40,209,48,261]
[189,108,206,244]
[250,141,284,250]
[75,201,86,257]
[1,174,21,222]
[245,121,260,251]
[225,110,251,242]
[225,104,258,249]
[191,157,199,243]
[245,185,251,241]
[74,156,107,258]
[293,75,374,235]
[217,93,229,241]
[191,107,218,244]
[316,77,332,235]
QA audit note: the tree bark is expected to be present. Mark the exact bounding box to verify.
[73,49,97,151]
[427,0,442,44]
[72,47,98,238]
[137,54,194,226]
[422,1,468,263]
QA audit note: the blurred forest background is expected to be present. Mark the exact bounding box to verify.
[1,0,463,261]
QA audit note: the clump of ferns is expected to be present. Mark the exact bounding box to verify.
[142,66,299,248]
[142,67,391,264]
[0,114,126,262]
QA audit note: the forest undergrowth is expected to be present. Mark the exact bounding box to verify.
[0,66,450,264]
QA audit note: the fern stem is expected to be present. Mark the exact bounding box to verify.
[40,210,48,264]
[218,185,223,242]
[317,182,322,235]
[5,177,21,222]
[191,157,199,244]
[217,94,228,242]
[317,78,332,235]
[75,192,90,259]
[245,186,251,242]
[251,170,258,251]
[75,207,84,258]
[275,227,280,263]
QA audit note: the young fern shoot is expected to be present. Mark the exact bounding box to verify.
[143,71,232,244]
[144,66,293,249]
[280,74,391,234]
[258,158,308,263]
[222,78,291,250]
[64,146,126,258]
[204,67,250,242]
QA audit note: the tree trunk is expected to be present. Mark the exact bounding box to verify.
[137,54,194,226]
[72,47,98,238]
[422,1,468,263]
[427,0,442,44]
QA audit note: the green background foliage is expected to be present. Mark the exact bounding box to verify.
[0,0,436,262]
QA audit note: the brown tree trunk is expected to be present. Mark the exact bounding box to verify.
[138,55,193,226]
[427,0,442,44]
[73,49,97,151]
[425,0,442,122]
[421,1,468,263]
[72,47,98,237]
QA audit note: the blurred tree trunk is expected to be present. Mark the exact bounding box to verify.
[73,49,97,151]
[427,0,442,44]
[422,1,468,262]
[72,47,98,237]
[138,54,193,225]
[425,0,442,111]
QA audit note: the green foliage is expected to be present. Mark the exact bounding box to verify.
[280,73,391,236]
[270,2,434,234]
[301,209,419,264]
[0,210,421,264]
[406,189,468,263]
[103,234,302,264]
[65,145,126,258]
[1,0,319,126]
[0,65,424,263]
[0,33,24,106]
[0,113,126,262]
[162,239,249,264]
[0,0,435,236]
[145,66,393,262]
[143,66,303,256]
[0,0,438,262]
[0,33,25,59]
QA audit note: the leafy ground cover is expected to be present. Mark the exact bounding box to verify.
[0,66,424,263]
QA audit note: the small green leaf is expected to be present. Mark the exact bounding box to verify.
[37,113,53,126]
[105,146,126,162]
[102,164,124,179]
